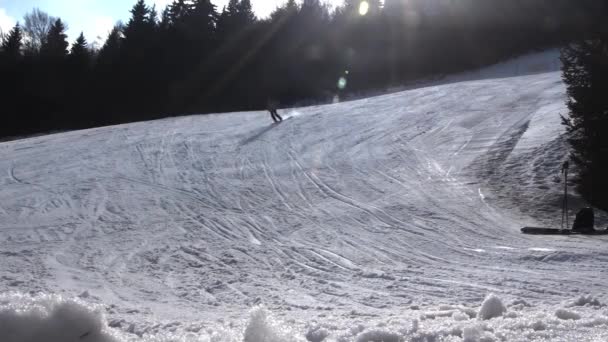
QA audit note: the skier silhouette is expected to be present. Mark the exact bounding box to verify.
[267,99,283,123]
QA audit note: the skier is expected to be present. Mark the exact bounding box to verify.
[267,99,283,123]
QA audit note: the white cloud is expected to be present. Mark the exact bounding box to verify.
[89,15,114,45]
[64,14,114,48]
[0,8,16,34]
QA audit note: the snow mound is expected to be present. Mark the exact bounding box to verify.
[462,324,496,342]
[566,295,604,308]
[243,307,302,342]
[354,329,401,342]
[581,317,608,327]
[452,312,470,321]
[305,326,330,342]
[0,292,119,342]
[477,294,506,320]
[555,308,581,320]
[530,320,547,331]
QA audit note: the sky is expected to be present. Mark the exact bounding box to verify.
[0,0,344,46]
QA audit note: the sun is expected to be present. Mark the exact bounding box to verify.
[359,1,370,16]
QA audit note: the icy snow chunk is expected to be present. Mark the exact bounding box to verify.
[459,307,478,319]
[305,326,330,342]
[411,319,419,333]
[510,299,531,308]
[477,294,506,320]
[357,271,396,281]
[504,311,518,319]
[439,305,456,310]
[531,320,547,331]
[462,324,496,342]
[354,329,400,342]
[452,311,470,321]
[424,310,454,319]
[581,317,608,327]
[566,295,603,308]
[0,292,118,342]
[243,306,301,342]
[555,308,581,320]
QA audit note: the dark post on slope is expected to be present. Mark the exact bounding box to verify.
[561,161,569,230]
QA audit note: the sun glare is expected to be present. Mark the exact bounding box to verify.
[338,77,347,90]
[359,1,369,16]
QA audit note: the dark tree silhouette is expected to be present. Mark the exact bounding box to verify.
[561,37,608,209]
[118,0,161,118]
[0,24,24,137]
[66,33,93,126]
[97,24,122,65]
[69,33,91,67]
[40,18,68,59]
[94,24,123,124]
[1,24,23,59]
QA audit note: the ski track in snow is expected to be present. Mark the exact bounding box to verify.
[1,50,608,340]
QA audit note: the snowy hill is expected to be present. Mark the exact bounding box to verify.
[1,50,608,341]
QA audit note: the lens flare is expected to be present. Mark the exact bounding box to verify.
[338,77,347,90]
[359,1,369,16]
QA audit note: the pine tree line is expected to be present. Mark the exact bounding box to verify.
[0,0,603,139]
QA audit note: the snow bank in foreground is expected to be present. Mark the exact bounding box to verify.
[2,292,608,342]
[0,292,119,342]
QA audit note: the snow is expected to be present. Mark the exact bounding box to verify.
[0,292,119,342]
[555,308,581,320]
[242,307,301,342]
[566,295,604,308]
[1,49,608,340]
[477,294,506,320]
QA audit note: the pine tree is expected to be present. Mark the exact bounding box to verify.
[168,0,190,25]
[236,0,256,24]
[1,24,23,59]
[216,0,238,38]
[269,0,298,21]
[123,0,156,42]
[97,25,122,66]
[160,6,172,30]
[127,0,149,29]
[561,38,608,209]
[187,0,217,44]
[217,0,255,39]
[40,18,68,59]
[69,33,91,67]
[149,5,159,27]
[190,0,217,29]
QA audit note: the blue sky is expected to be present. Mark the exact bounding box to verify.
[0,0,344,46]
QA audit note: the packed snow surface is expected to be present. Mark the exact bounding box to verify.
[1,50,608,341]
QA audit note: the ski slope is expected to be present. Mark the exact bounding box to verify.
[1,50,608,341]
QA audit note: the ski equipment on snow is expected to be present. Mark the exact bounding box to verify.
[521,161,607,235]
